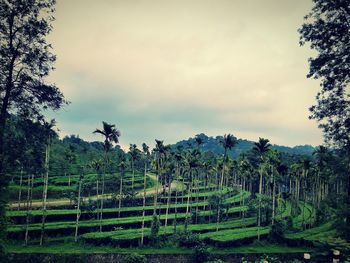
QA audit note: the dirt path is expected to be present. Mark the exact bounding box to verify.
[9,173,184,209]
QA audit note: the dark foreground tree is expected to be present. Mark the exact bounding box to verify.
[0,0,66,252]
[299,0,350,235]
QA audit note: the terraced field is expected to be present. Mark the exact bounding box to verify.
[6,171,326,254]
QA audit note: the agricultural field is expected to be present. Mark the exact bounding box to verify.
[5,164,344,263]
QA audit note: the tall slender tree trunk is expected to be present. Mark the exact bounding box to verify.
[219,149,227,190]
[17,167,23,210]
[74,172,83,242]
[153,158,161,215]
[118,172,123,218]
[185,170,193,219]
[99,172,105,232]
[40,139,50,246]
[96,178,100,220]
[257,167,263,241]
[272,176,276,226]
[24,173,32,246]
[195,172,200,224]
[141,162,147,246]
[99,154,108,232]
[164,176,172,229]
[131,159,135,191]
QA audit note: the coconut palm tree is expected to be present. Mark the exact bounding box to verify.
[185,150,200,225]
[216,134,237,231]
[253,137,271,240]
[93,121,121,232]
[129,144,140,191]
[153,139,166,215]
[140,143,150,246]
[219,134,237,190]
[172,149,184,232]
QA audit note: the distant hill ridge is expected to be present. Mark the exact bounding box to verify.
[173,133,314,158]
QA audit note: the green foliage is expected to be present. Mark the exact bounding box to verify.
[315,202,332,226]
[150,214,160,245]
[192,244,210,263]
[123,253,148,263]
[268,219,287,243]
[176,231,202,248]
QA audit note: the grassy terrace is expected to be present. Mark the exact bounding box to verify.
[7,191,249,219]
[81,217,257,244]
[199,226,271,243]
[8,206,249,233]
[286,221,337,241]
[293,202,314,229]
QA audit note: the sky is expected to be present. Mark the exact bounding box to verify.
[47,0,323,149]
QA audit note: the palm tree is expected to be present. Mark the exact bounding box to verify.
[253,137,271,240]
[301,158,311,229]
[89,159,103,220]
[219,134,237,190]
[266,150,280,226]
[40,119,57,246]
[185,150,200,225]
[129,144,140,191]
[93,121,121,232]
[74,166,84,242]
[216,134,237,231]
[173,151,183,233]
[141,143,150,246]
[153,140,166,215]
[313,146,329,207]
[64,145,76,186]
[118,160,127,218]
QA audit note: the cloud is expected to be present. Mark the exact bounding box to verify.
[47,0,323,149]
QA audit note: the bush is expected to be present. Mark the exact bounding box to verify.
[268,219,286,242]
[285,216,293,230]
[123,253,147,263]
[150,214,160,245]
[176,231,202,248]
[192,244,210,263]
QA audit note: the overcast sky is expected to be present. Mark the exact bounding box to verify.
[47,0,323,149]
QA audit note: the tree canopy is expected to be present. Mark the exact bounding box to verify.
[299,0,350,148]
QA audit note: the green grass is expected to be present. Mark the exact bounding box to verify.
[199,226,271,242]
[8,191,249,218]
[217,241,310,253]
[286,221,337,241]
[81,217,256,242]
[293,202,314,229]
[4,239,310,254]
[8,206,249,233]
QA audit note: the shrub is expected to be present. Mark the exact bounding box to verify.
[192,244,210,263]
[177,231,202,248]
[150,214,160,245]
[268,219,286,242]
